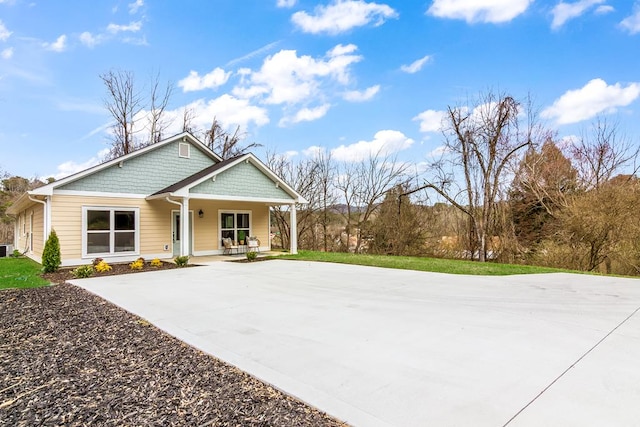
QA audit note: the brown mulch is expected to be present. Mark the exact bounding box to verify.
[42,261,187,285]
[0,283,347,426]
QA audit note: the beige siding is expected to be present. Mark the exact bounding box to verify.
[11,203,44,261]
[50,195,174,262]
[46,195,270,263]
[30,204,44,255]
[140,199,174,255]
[191,200,270,252]
[50,195,83,260]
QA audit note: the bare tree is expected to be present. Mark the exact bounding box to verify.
[147,72,174,145]
[369,184,431,256]
[424,92,537,261]
[570,117,639,190]
[100,70,143,159]
[315,150,337,251]
[181,106,195,133]
[267,150,337,250]
[204,117,261,159]
[336,151,410,252]
[101,70,174,159]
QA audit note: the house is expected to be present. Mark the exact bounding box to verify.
[7,132,306,266]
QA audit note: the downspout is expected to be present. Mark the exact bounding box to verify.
[28,195,48,250]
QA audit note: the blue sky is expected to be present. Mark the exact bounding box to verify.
[1,0,639,179]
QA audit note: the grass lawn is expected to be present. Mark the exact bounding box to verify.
[280,251,573,276]
[0,257,50,289]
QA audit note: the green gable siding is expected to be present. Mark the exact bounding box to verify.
[59,141,216,194]
[190,161,294,200]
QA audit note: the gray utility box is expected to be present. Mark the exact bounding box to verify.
[0,244,14,257]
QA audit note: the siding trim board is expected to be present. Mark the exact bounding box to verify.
[56,190,148,199]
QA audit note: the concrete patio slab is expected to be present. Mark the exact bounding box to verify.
[72,260,640,426]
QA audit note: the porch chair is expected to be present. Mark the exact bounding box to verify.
[247,237,260,253]
[222,237,238,255]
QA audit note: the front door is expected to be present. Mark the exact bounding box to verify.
[172,211,181,256]
[172,211,193,257]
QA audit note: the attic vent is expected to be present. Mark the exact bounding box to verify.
[179,142,190,158]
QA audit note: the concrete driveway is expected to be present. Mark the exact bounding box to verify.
[73,260,640,426]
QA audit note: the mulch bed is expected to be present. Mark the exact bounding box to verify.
[0,283,347,426]
[42,261,187,285]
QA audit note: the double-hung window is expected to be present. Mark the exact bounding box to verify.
[83,207,139,256]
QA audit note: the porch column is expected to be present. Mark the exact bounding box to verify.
[289,203,298,254]
[181,197,190,256]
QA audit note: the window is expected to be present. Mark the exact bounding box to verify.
[220,212,250,243]
[179,142,190,158]
[83,207,138,256]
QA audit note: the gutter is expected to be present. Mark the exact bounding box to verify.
[165,196,182,208]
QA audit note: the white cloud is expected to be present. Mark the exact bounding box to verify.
[427,0,532,24]
[343,85,380,102]
[541,78,640,124]
[551,0,605,29]
[129,0,144,14]
[53,149,110,180]
[178,68,231,92]
[43,35,67,52]
[558,134,579,150]
[79,31,102,48]
[279,103,331,126]
[1,47,13,59]
[107,21,142,33]
[0,20,11,41]
[331,129,414,162]
[303,145,325,157]
[413,109,447,133]
[400,55,432,74]
[595,5,614,14]
[277,0,297,7]
[428,145,451,158]
[292,0,398,35]
[620,6,640,34]
[159,95,270,136]
[233,44,362,105]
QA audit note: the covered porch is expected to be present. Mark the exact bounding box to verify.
[153,195,300,258]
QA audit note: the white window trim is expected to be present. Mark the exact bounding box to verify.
[218,210,252,244]
[179,142,191,158]
[81,206,140,259]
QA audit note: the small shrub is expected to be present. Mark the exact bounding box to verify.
[129,259,144,270]
[94,260,112,273]
[11,249,22,258]
[42,229,61,273]
[246,251,257,262]
[174,255,189,267]
[92,257,104,266]
[71,265,94,278]
[150,258,163,267]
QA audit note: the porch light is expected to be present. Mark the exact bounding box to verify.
[198,209,204,218]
